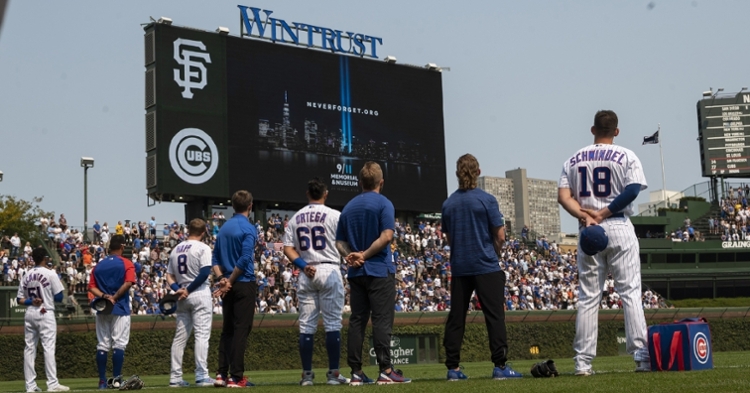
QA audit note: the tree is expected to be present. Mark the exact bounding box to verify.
[0,195,54,247]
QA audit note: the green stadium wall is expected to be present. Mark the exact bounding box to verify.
[2,317,749,381]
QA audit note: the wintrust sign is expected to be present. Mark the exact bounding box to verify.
[238,5,384,58]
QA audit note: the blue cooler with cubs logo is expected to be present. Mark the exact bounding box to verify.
[647,318,713,371]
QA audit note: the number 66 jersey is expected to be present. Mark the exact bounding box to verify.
[559,144,647,216]
[283,204,341,264]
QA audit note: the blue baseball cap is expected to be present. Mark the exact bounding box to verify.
[580,225,608,256]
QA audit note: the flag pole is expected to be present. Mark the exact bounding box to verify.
[658,123,667,208]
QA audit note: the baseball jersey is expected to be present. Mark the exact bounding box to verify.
[283,204,342,263]
[167,239,212,291]
[17,266,64,310]
[89,255,136,315]
[559,144,647,217]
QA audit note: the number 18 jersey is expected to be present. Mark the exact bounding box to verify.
[283,204,342,263]
[167,239,212,291]
[559,143,647,217]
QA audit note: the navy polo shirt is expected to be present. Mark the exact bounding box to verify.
[336,191,395,278]
[441,188,504,277]
[212,213,257,282]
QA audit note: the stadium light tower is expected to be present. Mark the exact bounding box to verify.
[81,157,94,242]
[0,170,3,182]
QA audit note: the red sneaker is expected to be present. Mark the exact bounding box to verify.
[213,374,226,388]
[227,377,254,388]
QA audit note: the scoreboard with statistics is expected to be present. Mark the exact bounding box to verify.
[697,92,750,177]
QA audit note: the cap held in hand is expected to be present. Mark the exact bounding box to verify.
[159,293,180,315]
[580,225,608,256]
[91,297,114,314]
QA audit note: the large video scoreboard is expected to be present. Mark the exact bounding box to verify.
[698,92,750,177]
[144,23,447,212]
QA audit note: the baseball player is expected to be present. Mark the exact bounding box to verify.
[18,247,69,392]
[166,218,215,387]
[558,110,651,375]
[88,235,136,389]
[282,178,349,386]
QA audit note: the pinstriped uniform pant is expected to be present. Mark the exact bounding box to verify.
[297,263,345,334]
[170,288,213,383]
[96,314,131,351]
[574,217,649,371]
[24,309,60,391]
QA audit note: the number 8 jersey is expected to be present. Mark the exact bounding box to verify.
[168,239,213,291]
[283,204,342,263]
[559,144,647,217]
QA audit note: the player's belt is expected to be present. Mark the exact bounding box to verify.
[606,213,625,219]
[307,261,338,265]
[180,283,209,289]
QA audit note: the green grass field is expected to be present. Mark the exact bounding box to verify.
[2,352,749,393]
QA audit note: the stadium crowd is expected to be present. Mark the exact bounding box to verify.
[709,185,750,241]
[0,212,671,316]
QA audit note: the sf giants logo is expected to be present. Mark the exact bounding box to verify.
[693,332,709,364]
[173,38,212,99]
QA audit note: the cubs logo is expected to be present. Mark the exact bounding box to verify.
[169,128,219,184]
[693,332,709,364]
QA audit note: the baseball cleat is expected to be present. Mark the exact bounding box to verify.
[376,369,411,385]
[195,378,216,387]
[169,380,190,388]
[47,386,70,392]
[492,365,522,380]
[98,381,107,390]
[635,360,651,372]
[575,369,595,376]
[300,370,314,386]
[27,387,42,393]
[447,367,468,381]
[326,369,350,385]
[349,371,374,386]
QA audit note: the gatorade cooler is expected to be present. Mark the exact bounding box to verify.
[647,317,713,371]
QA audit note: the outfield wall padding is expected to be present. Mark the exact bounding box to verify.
[2,317,749,381]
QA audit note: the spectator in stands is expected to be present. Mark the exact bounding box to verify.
[59,214,68,232]
[10,233,21,258]
[23,242,33,258]
[34,206,670,318]
[93,221,101,243]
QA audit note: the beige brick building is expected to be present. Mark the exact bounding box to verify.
[478,168,561,237]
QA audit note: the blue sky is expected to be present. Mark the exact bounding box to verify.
[1,0,749,233]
